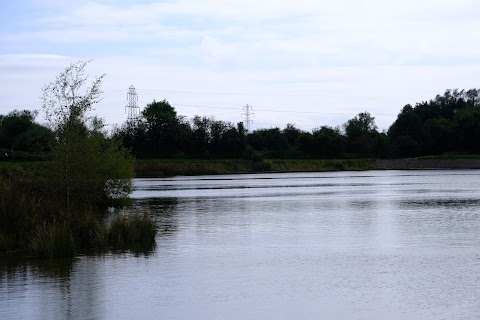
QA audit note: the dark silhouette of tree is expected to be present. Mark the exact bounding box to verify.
[344,112,378,156]
[0,110,53,156]
[388,88,480,157]
[312,126,345,157]
[141,99,180,157]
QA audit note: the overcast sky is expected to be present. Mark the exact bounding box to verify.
[1,0,480,131]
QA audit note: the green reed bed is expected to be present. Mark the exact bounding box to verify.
[0,173,156,258]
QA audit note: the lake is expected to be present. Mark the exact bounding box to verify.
[2,170,480,319]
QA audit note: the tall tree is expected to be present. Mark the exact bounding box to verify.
[141,99,180,157]
[344,112,378,155]
[0,110,53,155]
[312,126,345,157]
[42,60,133,207]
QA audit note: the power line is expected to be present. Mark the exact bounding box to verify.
[131,88,420,100]
[173,103,397,116]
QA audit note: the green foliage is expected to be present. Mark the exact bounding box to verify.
[344,112,380,156]
[0,110,53,157]
[42,60,106,134]
[141,99,180,156]
[41,61,134,208]
[0,173,156,257]
[46,129,134,207]
[388,88,480,157]
[0,60,156,258]
[312,126,345,157]
[115,104,246,159]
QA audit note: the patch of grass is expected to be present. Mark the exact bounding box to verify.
[269,158,376,172]
[30,224,76,258]
[135,158,379,177]
[253,159,272,172]
[108,214,156,247]
[416,153,480,160]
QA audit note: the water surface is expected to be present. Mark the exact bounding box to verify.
[2,170,480,319]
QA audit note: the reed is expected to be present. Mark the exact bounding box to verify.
[108,214,156,247]
[0,173,157,258]
[30,223,76,258]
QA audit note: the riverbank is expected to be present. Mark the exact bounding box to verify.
[376,158,480,170]
[4,157,480,179]
[134,158,378,177]
[135,157,480,177]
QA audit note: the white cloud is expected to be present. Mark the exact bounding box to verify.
[2,0,480,131]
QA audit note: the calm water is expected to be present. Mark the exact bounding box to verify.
[2,170,480,319]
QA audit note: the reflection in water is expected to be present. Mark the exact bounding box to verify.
[400,198,480,208]
[0,257,104,320]
[133,197,179,238]
[2,170,480,319]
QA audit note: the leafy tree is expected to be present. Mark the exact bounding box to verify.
[388,88,480,157]
[344,112,378,155]
[296,132,315,157]
[388,105,422,157]
[247,128,288,158]
[141,99,180,157]
[0,110,53,154]
[13,124,53,154]
[42,60,134,208]
[345,112,377,138]
[190,115,210,156]
[312,126,345,157]
[283,123,301,146]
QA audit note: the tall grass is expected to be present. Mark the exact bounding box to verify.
[30,223,76,258]
[108,214,156,247]
[0,172,156,258]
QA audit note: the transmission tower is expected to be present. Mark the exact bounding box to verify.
[242,104,254,132]
[125,85,139,123]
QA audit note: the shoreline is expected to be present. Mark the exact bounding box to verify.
[375,158,480,170]
[3,157,479,179]
[134,158,480,177]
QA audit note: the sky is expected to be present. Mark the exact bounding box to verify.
[1,0,480,132]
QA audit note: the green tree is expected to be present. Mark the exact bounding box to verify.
[247,128,288,158]
[42,60,134,208]
[312,126,345,157]
[141,99,180,156]
[344,112,378,155]
[387,105,422,157]
[387,89,480,157]
[190,115,210,156]
[454,107,480,153]
[0,110,53,156]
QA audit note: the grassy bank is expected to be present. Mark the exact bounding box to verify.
[134,158,378,177]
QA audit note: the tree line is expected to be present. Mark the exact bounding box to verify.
[2,88,480,160]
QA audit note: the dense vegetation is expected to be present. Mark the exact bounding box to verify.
[3,89,480,163]
[388,89,480,157]
[112,89,480,160]
[0,61,155,258]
